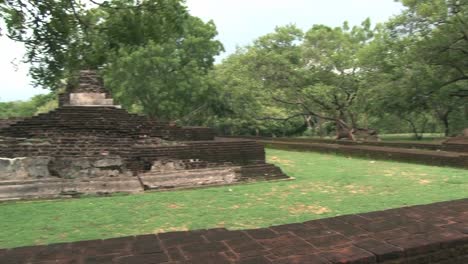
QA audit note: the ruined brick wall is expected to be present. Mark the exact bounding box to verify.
[66,70,109,94]
[0,118,22,129]
[59,70,113,107]
[129,139,266,172]
[0,137,266,173]
[0,107,215,141]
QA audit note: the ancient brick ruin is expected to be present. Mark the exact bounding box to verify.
[0,70,288,200]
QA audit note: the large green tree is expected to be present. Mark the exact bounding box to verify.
[392,0,468,97]
[225,23,376,139]
[362,0,468,138]
[1,0,223,119]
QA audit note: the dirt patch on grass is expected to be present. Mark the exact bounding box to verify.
[285,204,331,215]
[154,226,189,233]
[166,204,183,209]
[381,169,398,176]
[310,183,338,194]
[269,156,294,165]
[344,184,372,194]
[418,179,432,185]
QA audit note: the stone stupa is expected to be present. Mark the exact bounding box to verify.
[0,70,288,200]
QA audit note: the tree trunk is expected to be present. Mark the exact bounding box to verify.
[304,115,314,130]
[442,115,450,137]
[410,122,422,140]
[404,117,427,140]
[335,119,355,141]
[434,107,452,137]
[317,117,325,138]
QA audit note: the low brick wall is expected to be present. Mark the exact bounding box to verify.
[221,137,468,169]
[224,136,447,151]
[1,199,466,263]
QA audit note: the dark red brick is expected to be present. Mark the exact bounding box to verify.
[354,239,403,261]
[451,213,468,224]
[160,231,206,248]
[403,222,444,234]
[270,223,311,233]
[387,236,439,257]
[82,236,133,255]
[166,247,185,262]
[326,222,368,237]
[31,243,75,261]
[116,252,169,264]
[256,234,309,249]
[203,228,250,242]
[319,246,376,264]
[272,254,330,264]
[295,228,337,239]
[83,254,117,264]
[184,252,232,264]
[339,215,373,226]
[360,220,401,233]
[370,228,411,241]
[266,244,318,258]
[422,229,468,248]
[244,228,278,239]
[224,237,265,254]
[306,234,352,249]
[180,242,229,259]
[132,234,163,254]
[236,255,272,264]
[445,223,468,234]
[0,245,45,263]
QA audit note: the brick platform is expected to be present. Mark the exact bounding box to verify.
[1,199,467,263]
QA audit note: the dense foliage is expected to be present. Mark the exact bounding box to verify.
[0,93,56,118]
[1,0,223,119]
[0,0,466,138]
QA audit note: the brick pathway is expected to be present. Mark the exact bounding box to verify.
[1,199,467,263]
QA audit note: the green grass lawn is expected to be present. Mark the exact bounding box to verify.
[0,148,467,248]
[378,133,446,142]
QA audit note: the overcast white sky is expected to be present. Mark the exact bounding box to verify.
[0,0,403,102]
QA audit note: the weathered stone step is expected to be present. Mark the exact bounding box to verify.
[0,177,143,201]
[139,167,240,190]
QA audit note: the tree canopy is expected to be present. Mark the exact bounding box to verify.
[0,0,466,138]
[1,0,223,119]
